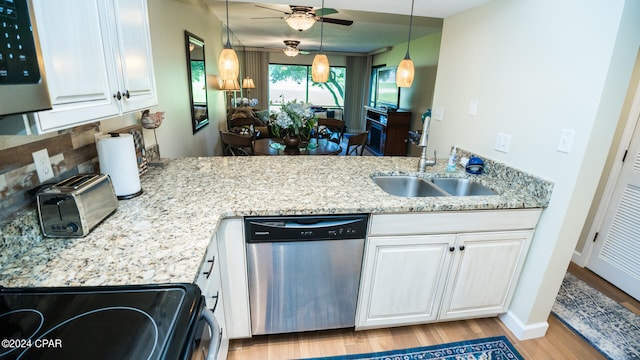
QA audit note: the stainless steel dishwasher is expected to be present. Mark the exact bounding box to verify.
[245,214,368,335]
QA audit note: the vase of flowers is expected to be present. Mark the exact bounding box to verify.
[269,100,315,149]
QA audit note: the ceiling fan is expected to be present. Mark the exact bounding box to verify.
[283,40,310,57]
[253,4,354,31]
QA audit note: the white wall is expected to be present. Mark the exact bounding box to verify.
[373,33,442,156]
[431,0,640,337]
[140,0,227,157]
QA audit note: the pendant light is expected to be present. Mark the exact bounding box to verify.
[218,0,239,81]
[396,0,415,88]
[312,0,329,83]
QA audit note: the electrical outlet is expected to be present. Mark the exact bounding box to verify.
[557,129,575,153]
[495,133,511,153]
[32,149,54,182]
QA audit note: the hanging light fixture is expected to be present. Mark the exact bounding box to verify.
[283,47,300,57]
[285,11,316,32]
[218,0,239,81]
[311,0,329,83]
[396,0,415,88]
[283,40,301,57]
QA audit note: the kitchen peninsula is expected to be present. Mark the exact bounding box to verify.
[2,153,551,288]
[1,153,552,352]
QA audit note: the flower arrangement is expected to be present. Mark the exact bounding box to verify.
[269,100,315,141]
[234,97,258,107]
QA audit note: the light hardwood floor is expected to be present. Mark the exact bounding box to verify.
[227,263,639,359]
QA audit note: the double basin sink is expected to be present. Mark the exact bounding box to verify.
[372,176,497,197]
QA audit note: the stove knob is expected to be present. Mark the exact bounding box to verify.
[65,223,79,233]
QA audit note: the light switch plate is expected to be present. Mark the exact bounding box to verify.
[32,148,54,182]
[557,129,575,153]
[468,99,478,116]
[495,133,511,153]
[432,107,444,122]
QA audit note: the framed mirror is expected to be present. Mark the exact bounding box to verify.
[185,31,209,133]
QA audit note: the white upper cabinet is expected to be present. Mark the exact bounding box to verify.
[32,0,156,133]
[107,0,157,113]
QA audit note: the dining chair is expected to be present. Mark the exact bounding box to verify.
[220,131,254,156]
[317,118,345,144]
[346,131,369,156]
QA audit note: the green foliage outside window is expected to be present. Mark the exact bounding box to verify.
[268,64,345,110]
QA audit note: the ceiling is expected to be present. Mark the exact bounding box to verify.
[202,0,489,55]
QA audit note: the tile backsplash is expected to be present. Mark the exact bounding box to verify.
[0,122,157,225]
[0,123,101,223]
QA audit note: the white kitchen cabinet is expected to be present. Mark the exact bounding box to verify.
[357,210,540,330]
[195,234,229,360]
[31,0,157,133]
[216,218,252,339]
[439,230,533,320]
[356,234,455,329]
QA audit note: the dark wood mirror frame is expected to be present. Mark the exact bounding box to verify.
[185,31,209,133]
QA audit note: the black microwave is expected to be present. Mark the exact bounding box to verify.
[0,0,50,116]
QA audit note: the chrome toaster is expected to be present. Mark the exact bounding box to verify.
[37,174,118,237]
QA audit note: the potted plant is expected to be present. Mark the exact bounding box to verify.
[269,100,316,149]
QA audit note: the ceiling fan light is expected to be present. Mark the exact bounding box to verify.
[285,13,316,31]
[312,54,330,82]
[397,57,415,88]
[219,46,239,81]
[283,47,300,57]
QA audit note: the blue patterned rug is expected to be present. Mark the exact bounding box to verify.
[301,336,523,360]
[552,272,640,359]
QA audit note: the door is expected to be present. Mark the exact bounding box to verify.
[588,116,640,300]
[356,234,454,329]
[110,0,157,112]
[439,231,532,320]
[246,238,365,335]
[32,0,120,131]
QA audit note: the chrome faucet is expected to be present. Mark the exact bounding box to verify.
[417,116,436,172]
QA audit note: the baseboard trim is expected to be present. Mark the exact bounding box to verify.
[572,249,588,267]
[499,311,549,340]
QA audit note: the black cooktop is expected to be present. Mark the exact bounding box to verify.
[0,283,202,360]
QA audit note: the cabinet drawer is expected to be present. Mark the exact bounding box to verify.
[369,209,541,236]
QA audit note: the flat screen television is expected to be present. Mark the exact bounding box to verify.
[375,66,400,109]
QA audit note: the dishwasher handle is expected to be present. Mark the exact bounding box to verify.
[249,218,362,229]
[245,215,369,242]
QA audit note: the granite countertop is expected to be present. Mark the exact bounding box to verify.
[0,152,553,288]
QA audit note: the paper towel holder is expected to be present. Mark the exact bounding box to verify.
[97,132,144,200]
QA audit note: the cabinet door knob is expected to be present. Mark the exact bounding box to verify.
[123,90,130,99]
[113,91,122,100]
[449,246,455,252]
[459,245,466,251]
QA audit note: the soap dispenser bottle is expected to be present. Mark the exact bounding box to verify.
[446,147,457,172]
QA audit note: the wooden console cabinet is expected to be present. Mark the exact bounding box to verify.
[364,106,411,156]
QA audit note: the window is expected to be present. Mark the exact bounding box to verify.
[268,64,346,111]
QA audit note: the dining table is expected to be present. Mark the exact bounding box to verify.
[253,138,342,155]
